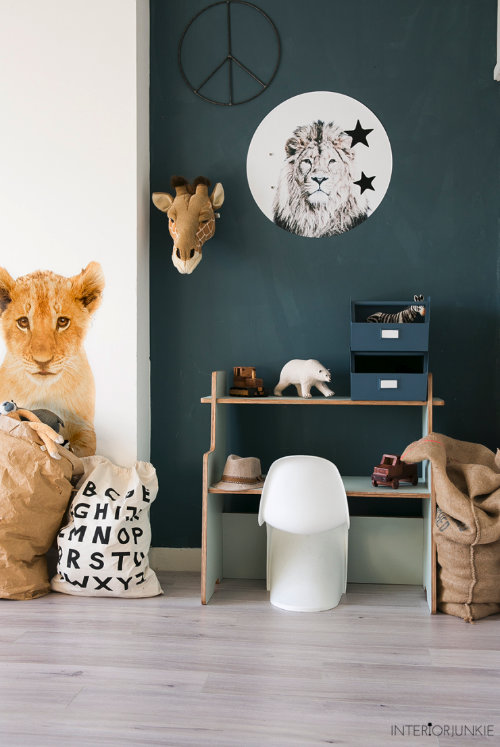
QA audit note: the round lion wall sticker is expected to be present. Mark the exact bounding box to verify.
[247,91,392,238]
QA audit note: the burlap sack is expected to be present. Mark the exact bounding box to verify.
[402,433,500,621]
[0,415,84,600]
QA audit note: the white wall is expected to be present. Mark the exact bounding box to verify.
[0,0,150,464]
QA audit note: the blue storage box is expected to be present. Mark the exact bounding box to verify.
[351,298,430,352]
[350,352,429,401]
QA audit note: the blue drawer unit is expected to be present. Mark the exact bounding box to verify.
[351,298,430,352]
[350,352,429,401]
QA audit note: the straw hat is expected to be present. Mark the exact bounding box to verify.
[213,454,265,491]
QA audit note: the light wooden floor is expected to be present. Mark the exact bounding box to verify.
[0,572,499,746]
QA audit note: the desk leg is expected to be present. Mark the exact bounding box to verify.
[422,374,437,613]
[202,493,223,603]
[201,371,227,604]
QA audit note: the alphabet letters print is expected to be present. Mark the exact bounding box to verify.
[51,456,162,597]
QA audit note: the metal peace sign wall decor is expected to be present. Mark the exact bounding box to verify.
[247,92,393,238]
[178,0,281,106]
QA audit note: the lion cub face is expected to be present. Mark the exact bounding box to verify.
[0,262,104,383]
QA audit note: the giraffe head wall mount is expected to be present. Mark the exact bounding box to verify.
[152,176,224,275]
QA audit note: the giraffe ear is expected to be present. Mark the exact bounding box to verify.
[152,193,174,213]
[210,183,224,210]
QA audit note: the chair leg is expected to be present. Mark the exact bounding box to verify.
[268,527,347,612]
[344,530,349,592]
[266,525,272,591]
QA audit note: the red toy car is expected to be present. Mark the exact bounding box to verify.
[371,454,418,489]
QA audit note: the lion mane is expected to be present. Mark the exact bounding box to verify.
[0,262,104,457]
[273,120,368,238]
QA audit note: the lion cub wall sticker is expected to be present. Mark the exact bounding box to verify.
[0,262,105,457]
[247,91,392,238]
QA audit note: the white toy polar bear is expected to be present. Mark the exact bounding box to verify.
[274,359,334,398]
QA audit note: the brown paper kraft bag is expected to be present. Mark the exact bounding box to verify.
[402,433,500,621]
[0,415,83,600]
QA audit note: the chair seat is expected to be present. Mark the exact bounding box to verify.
[258,455,349,534]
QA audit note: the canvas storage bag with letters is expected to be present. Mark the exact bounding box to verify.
[0,415,84,600]
[51,455,162,598]
[402,433,500,621]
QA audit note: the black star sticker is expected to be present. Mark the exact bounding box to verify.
[354,172,376,194]
[345,120,373,147]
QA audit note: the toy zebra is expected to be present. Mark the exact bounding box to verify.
[367,295,425,323]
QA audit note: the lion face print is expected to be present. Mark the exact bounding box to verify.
[273,120,368,238]
[288,123,354,206]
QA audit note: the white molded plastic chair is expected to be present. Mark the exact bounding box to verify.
[258,455,349,612]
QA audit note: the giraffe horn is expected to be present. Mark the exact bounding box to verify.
[171,175,189,195]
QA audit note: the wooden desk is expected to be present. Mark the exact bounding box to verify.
[201,371,444,608]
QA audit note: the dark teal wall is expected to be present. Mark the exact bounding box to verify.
[150,0,500,547]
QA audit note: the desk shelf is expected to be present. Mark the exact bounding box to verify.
[208,477,431,499]
[201,395,444,407]
[201,371,443,609]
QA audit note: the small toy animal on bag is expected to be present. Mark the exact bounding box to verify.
[274,359,334,398]
[367,294,425,323]
[0,400,64,459]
